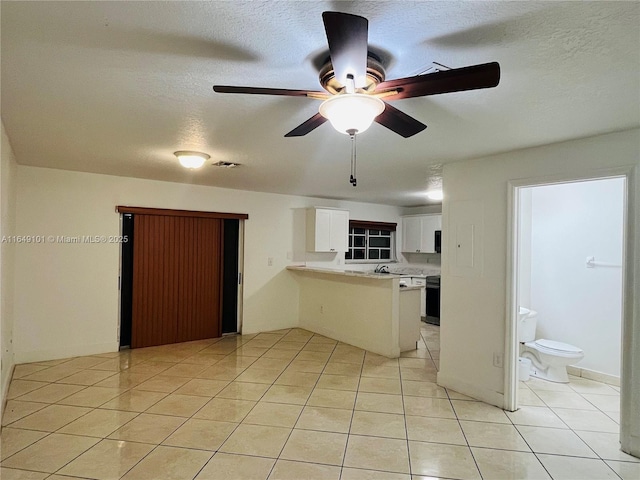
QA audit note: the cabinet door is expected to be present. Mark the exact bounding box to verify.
[330,209,349,252]
[306,208,349,252]
[402,216,422,252]
[420,215,442,253]
[314,209,333,252]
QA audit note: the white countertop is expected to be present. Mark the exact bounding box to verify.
[399,285,422,292]
[287,265,403,279]
[287,265,439,281]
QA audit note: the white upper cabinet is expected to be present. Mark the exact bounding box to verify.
[402,214,442,253]
[402,216,422,253]
[306,207,349,252]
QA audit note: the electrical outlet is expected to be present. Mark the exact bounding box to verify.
[493,352,504,368]
[268,257,273,266]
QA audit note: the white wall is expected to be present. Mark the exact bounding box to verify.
[401,205,442,216]
[525,179,624,377]
[13,165,402,363]
[1,122,18,413]
[438,129,640,457]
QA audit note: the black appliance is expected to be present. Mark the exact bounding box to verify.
[425,275,441,325]
[434,230,442,254]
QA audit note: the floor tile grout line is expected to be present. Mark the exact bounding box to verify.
[1,399,50,426]
[398,353,414,477]
[0,429,56,466]
[528,389,618,462]
[83,334,259,479]
[4,334,259,475]
[449,405,485,479]
[504,396,552,476]
[33,431,101,478]
[4,396,145,444]
[268,332,342,479]
[338,348,366,480]
[188,450,216,480]
[436,327,486,480]
[529,449,626,480]
[173,330,335,479]
[511,420,618,477]
[4,327,634,479]
[403,325,434,478]
[111,428,211,480]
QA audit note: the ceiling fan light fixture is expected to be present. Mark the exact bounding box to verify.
[319,94,385,135]
[174,151,210,169]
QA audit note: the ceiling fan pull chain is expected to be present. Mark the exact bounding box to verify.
[348,131,357,187]
[346,74,356,94]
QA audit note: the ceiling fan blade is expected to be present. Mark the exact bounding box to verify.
[322,11,368,89]
[375,103,427,138]
[213,85,326,97]
[376,62,500,100]
[284,113,328,137]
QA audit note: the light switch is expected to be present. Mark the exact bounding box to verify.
[268,257,273,266]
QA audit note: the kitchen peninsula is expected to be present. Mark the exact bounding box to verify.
[287,266,421,357]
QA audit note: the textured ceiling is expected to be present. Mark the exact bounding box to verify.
[2,1,639,206]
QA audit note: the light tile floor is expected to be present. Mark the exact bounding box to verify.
[1,324,638,479]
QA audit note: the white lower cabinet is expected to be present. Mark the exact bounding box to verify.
[399,288,421,352]
[411,277,427,317]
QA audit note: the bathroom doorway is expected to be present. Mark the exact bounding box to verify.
[507,174,627,410]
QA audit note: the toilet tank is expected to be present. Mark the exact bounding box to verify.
[519,310,537,342]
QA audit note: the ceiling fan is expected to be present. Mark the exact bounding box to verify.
[213,11,501,139]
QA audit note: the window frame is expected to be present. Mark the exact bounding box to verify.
[345,220,397,264]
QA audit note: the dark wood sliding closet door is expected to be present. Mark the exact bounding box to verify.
[132,215,223,348]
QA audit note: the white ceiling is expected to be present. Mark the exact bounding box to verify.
[2,1,639,206]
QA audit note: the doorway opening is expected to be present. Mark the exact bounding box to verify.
[222,218,241,335]
[507,175,626,410]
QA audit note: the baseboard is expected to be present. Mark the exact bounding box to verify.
[242,321,299,336]
[437,371,505,409]
[566,365,620,387]
[620,431,640,459]
[14,342,120,364]
[1,362,15,428]
[299,321,399,358]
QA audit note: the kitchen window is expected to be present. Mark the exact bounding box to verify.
[345,220,397,262]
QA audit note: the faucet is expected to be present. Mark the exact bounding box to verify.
[374,264,389,273]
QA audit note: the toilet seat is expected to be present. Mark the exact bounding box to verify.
[525,339,583,358]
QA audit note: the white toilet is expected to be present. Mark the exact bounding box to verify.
[518,307,584,383]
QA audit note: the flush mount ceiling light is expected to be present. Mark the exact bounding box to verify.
[319,93,385,135]
[426,189,444,201]
[174,151,210,169]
